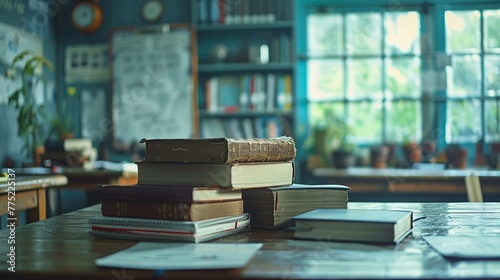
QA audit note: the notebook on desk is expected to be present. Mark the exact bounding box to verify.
[89,213,251,243]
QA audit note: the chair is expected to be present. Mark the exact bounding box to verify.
[465,173,483,202]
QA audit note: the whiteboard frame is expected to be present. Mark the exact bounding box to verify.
[110,23,199,150]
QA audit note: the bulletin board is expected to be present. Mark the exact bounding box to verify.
[0,22,43,104]
[111,24,198,146]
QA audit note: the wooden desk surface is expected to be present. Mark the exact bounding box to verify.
[0,174,68,224]
[0,202,499,279]
[0,174,68,193]
[3,167,138,190]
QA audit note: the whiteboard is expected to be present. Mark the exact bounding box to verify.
[111,25,196,145]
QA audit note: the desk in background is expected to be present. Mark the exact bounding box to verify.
[4,167,138,216]
[313,167,500,202]
[0,175,68,226]
[0,202,499,279]
[55,168,138,215]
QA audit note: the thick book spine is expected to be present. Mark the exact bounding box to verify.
[225,137,296,163]
[141,137,296,163]
[101,199,243,221]
[94,184,196,202]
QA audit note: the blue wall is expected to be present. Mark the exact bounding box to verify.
[1,0,192,167]
[0,0,58,167]
[57,0,191,162]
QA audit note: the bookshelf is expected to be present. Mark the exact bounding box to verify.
[192,0,295,139]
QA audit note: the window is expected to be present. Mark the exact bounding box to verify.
[445,9,500,143]
[307,8,422,145]
[302,1,500,149]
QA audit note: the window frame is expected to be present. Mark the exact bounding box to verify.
[295,0,500,167]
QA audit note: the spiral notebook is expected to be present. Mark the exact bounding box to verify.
[90,213,251,243]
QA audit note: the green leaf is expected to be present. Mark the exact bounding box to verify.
[11,50,35,66]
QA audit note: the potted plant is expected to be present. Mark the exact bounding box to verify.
[7,50,54,165]
[49,88,76,141]
[320,109,355,168]
[303,107,356,168]
[446,144,468,169]
[401,140,422,167]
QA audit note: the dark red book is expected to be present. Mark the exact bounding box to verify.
[101,199,243,221]
[94,184,242,203]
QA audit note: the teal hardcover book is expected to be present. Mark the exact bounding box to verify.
[292,208,413,244]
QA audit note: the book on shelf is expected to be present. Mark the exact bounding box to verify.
[203,73,291,114]
[198,0,289,25]
[200,118,226,138]
[224,118,245,138]
[101,199,243,221]
[141,136,296,164]
[292,209,413,244]
[94,184,242,203]
[90,213,251,243]
[256,116,283,138]
[199,118,287,139]
[242,184,350,229]
[136,160,294,189]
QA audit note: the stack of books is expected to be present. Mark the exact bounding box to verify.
[242,183,350,229]
[90,136,296,242]
[42,138,97,169]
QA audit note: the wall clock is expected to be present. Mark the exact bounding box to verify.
[141,0,164,23]
[71,0,103,33]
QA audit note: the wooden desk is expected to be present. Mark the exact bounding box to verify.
[313,167,500,201]
[0,175,68,224]
[5,167,138,215]
[57,168,138,191]
[0,202,499,279]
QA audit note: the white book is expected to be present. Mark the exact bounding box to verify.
[208,77,219,113]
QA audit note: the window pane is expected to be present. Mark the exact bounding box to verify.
[347,58,382,99]
[307,59,344,100]
[485,99,500,142]
[445,11,480,53]
[447,55,481,97]
[307,14,343,56]
[349,102,382,143]
[446,100,481,143]
[484,10,500,53]
[386,57,421,98]
[485,54,500,94]
[386,101,422,142]
[347,13,382,55]
[308,103,344,127]
[384,12,420,55]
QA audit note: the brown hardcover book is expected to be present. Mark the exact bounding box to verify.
[140,136,296,163]
[136,161,294,189]
[94,184,242,203]
[101,199,244,221]
[242,184,350,229]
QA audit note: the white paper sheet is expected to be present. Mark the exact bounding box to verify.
[424,236,500,258]
[96,242,263,270]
